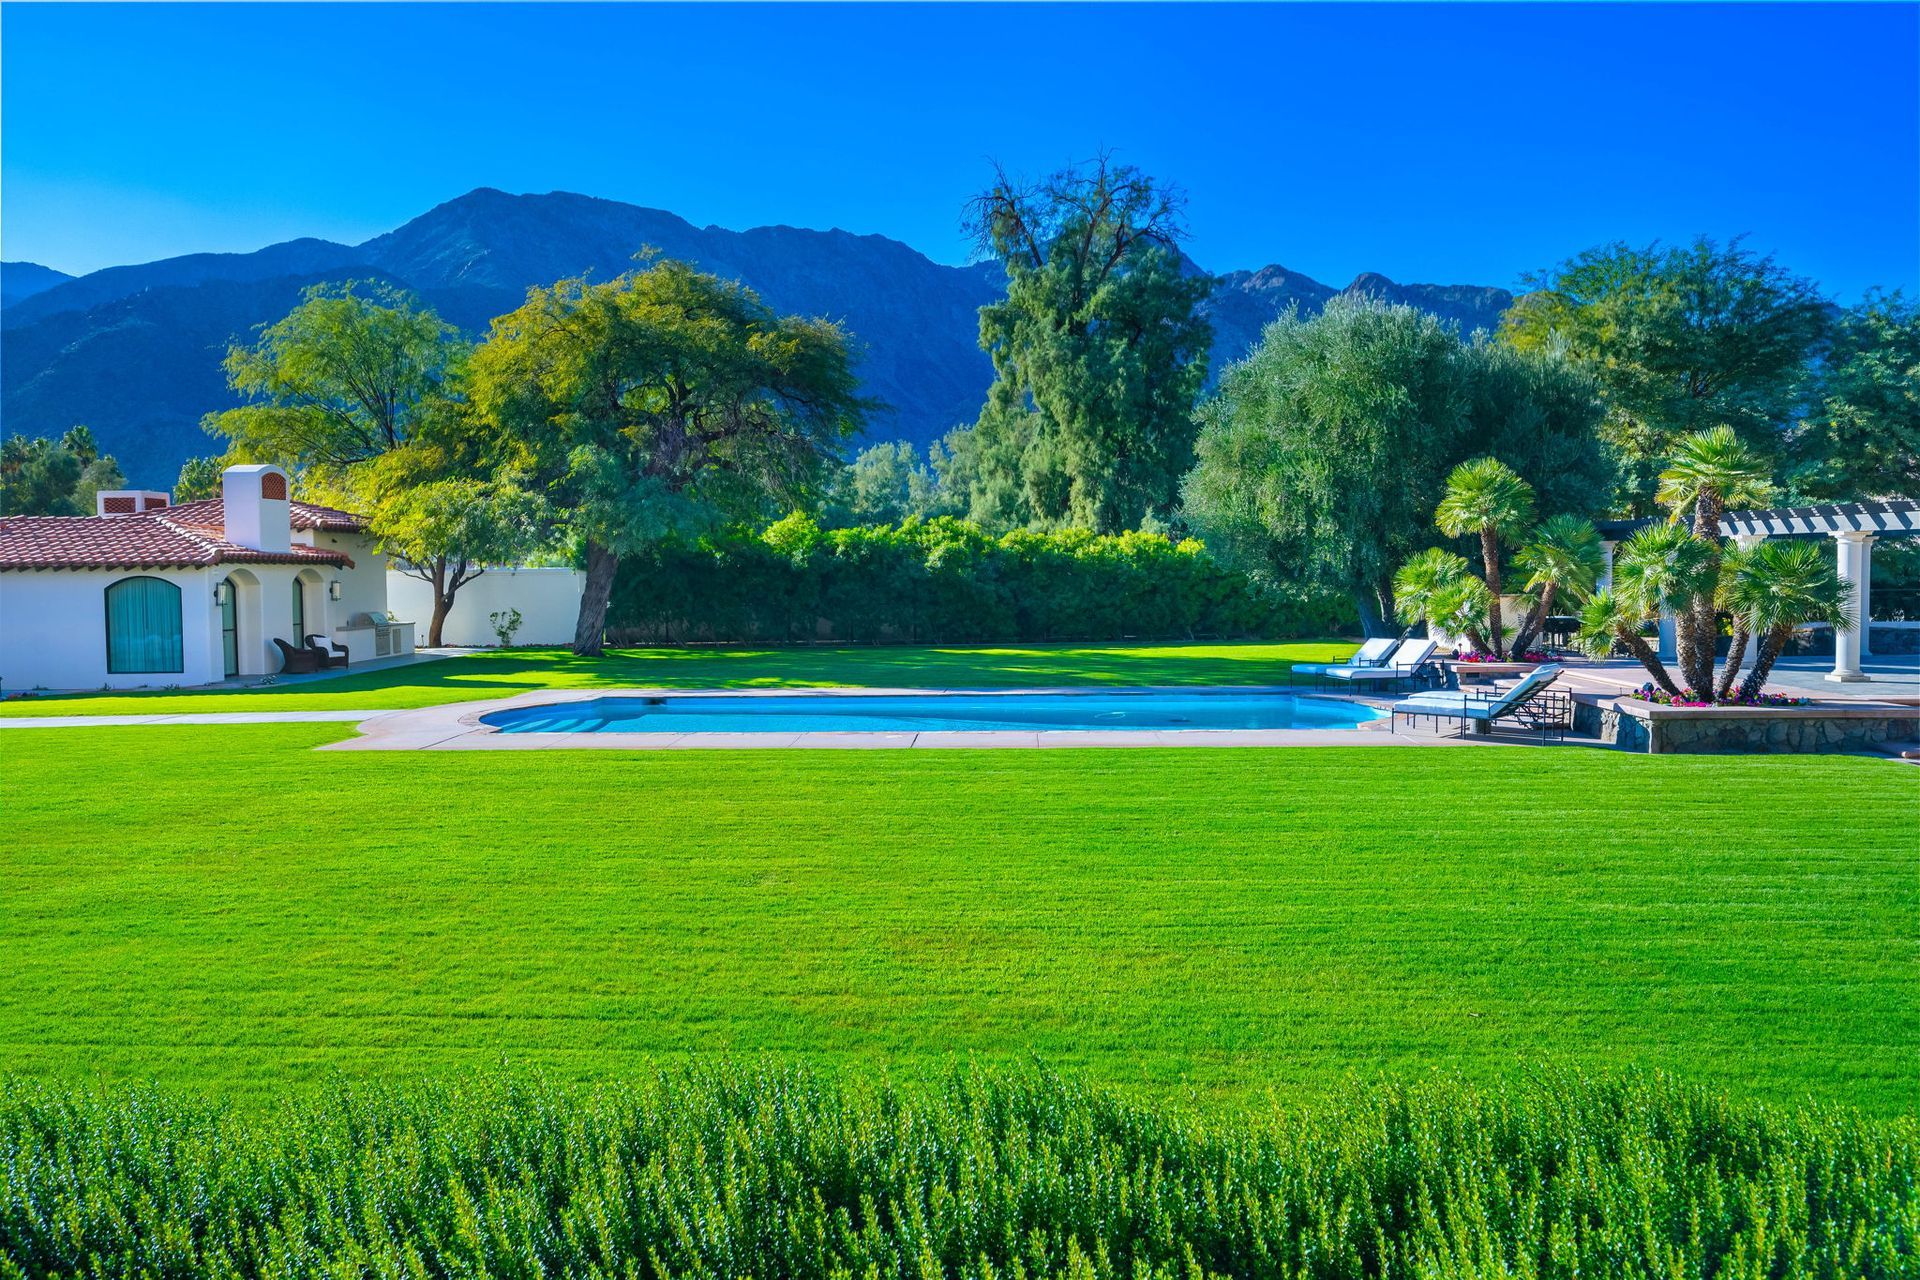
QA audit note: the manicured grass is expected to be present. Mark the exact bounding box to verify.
[7,1066,1914,1278]
[2,723,1913,1111]
[0,640,1354,716]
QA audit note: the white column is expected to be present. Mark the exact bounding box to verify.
[1858,539,1873,657]
[1827,532,1872,683]
[1657,611,1677,662]
[1598,541,1617,592]
[1733,534,1764,669]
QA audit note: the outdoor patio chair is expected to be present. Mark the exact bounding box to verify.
[273,637,326,674]
[1391,664,1570,740]
[1321,638,1440,691]
[306,634,350,669]
[1289,636,1396,684]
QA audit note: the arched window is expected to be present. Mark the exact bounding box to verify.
[291,577,306,639]
[105,576,184,674]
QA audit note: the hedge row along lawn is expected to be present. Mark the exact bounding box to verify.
[4,1065,1914,1279]
[0,640,1353,716]
[2,720,1914,1111]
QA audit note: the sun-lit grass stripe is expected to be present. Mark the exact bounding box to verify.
[3,1064,1914,1279]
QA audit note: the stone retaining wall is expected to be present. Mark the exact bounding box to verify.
[1574,695,1915,755]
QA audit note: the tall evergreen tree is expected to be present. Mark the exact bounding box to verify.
[949,157,1213,533]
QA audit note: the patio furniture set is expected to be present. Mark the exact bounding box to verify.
[1295,637,1573,741]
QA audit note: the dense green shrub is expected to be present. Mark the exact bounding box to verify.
[2,1065,1913,1279]
[606,514,1346,644]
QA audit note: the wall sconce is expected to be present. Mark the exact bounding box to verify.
[328,580,343,601]
[214,581,230,607]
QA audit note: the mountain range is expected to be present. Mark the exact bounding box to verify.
[2,189,1515,487]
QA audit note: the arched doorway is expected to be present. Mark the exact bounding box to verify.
[219,576,239,677]
[217,568,266,677]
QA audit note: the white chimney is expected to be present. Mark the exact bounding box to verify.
[96,490,171,517]
[220,464,291,552]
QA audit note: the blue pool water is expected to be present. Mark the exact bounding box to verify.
[483,692,1385,734]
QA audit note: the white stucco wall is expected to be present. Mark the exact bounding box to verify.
[0,567,223,691]
[298,531,391,630]
[384,566,585,646]
[0,543,414,692]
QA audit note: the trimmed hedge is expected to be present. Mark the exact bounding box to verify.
[3,1065,1915,1279]
[607,514,1346,644]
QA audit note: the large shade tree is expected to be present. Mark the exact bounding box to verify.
[205,281,468,476]
[1182,298,1608,633]
[1791,289,1920,501]
[946,156,1213,533]
[1501,237,1827,512]
[468,258,872,655]
[203,281,536,644]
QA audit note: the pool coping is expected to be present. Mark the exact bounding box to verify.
[321,685,1441,751]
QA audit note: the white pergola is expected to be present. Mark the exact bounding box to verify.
[1598,499,1918,683]
[1719,500,1918,681]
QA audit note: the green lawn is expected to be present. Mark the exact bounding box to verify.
[3,714,1914,1111]
[0,640,1352,716]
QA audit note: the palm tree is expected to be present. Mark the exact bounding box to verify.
[1576,523,1717,698]
[1654,427,1774,696]
[1508,515,1606,657]
[1718,540,1853,702]
[1435,458,1536,659]
[1575,588,1685,699]
[1393,547,1493,653]
[1711,542,1757,701]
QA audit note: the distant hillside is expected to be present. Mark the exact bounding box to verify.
[1,189,1513,487]
[1,261,75,310]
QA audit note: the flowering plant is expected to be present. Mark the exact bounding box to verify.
[1626,682,1812,708]
[1452,650,1550,663]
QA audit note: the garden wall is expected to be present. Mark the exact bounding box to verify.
[386,567,585,647]
[1575,695,1917,754]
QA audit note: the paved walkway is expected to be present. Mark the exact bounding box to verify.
[1565,655,1917,703]
[186,647,466,692]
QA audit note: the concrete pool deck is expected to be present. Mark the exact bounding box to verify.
[315,685,1492,751]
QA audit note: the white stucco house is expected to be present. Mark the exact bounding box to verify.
[0,463,414,693]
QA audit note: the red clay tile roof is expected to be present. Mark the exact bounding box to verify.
[0,512,356,572]
[163,497,367,533]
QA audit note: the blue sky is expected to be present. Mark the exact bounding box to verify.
[3,2,1914,297]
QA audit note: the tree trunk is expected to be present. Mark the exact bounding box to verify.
[1480,526,1504,658]
[1352,588,1383,639]
[1715,621,1750,701]
[425,559,450,648]
[1683,492,1727,701]
[1509,585,1556,659]
[1736,626,1793,702]
[1618,626,1685,699]
[573,541,620,657]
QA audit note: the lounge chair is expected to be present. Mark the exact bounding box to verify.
[1392,664,1569,740]
[1289,636,1396,684]
[1322,638,1439,690]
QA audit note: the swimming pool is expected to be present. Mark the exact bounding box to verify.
[481,691,1386,734]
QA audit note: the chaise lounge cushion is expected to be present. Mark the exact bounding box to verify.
[1293,637,1396,678]
[1325,639,1438,682]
